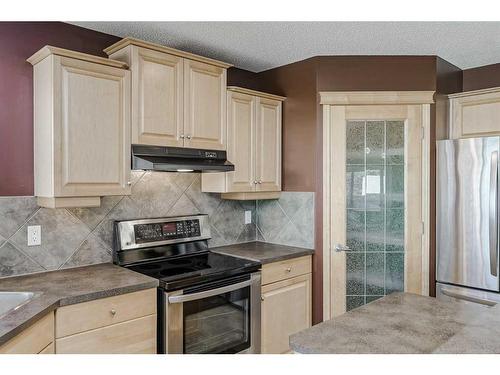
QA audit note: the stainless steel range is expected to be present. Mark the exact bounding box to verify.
[113,214,261,354]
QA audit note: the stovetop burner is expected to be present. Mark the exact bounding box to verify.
[125,251,260,291]
[114,215,261,291]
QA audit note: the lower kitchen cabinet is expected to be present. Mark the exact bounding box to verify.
[55,288,157,354]
[0,312,54,354]
[55,315,156,354]
[260,256,312,354]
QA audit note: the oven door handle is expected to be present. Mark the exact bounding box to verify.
[168,279,253,304]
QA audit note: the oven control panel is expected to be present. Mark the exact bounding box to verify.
[134,219,201,244]
[115,214,210,251]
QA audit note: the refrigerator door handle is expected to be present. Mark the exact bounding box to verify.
[441,288,497,307]
[489,151,498,277]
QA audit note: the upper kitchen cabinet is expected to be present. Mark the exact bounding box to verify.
[255,96,283,192]
[183,59,227,150]
[27,46,131,208]
[105,38,231,150]
[201,87,285,200]
[448,87,500,138]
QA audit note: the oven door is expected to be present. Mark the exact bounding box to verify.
[165,272,261,354]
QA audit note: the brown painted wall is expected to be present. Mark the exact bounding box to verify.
[0,22,120,196]
[316,56,437,92]
[462,63,500,91]
[431,58,462,297]
[240,56,442,324]
[1,21,496,326]
[316,56,438,321]
[227,67,263,92]
[258,59,319,193]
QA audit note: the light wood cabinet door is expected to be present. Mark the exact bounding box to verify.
[184,59,226,150]
[255,97,282,192]
[261,256,312,285]
[132,47,184,146]
[55,314,156,354]
[0,312,54,354]
[55,288,156,338]
[226,91,256,192]
[449,88,500,139]
[261,273,312,354]
[54,56,131,197]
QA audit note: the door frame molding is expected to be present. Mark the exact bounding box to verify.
[321,91,435,321]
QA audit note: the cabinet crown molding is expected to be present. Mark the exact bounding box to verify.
[104,37,233,69]
[448,86,500,99]
[319,91,435,105]
[227,86,286,101]
[27,45,128,69]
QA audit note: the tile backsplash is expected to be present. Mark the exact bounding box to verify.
[256,192,315,250]
[0,171,314,278]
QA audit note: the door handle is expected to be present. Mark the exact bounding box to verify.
[489,151,498,276]
[334,244,351,252]
[441,288,497,307]
[168,279,252,304]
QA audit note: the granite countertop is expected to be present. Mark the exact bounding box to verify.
[210,241,314,264]
[290,292,500,354]
[0,263,158,346]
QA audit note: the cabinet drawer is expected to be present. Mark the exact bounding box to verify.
[55,314,156,354]
[261,256,312,285]
[0,312,54,354]
[55,288,156,338]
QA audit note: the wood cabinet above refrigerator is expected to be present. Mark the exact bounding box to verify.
[448,87,500,139]
[27,46,131,208]
[201,87,285,200]
[105,38,231,151]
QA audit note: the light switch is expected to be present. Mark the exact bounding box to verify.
[27,225,41,246]
[244,210,252,224]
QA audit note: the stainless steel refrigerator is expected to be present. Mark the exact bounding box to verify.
[436,136,500,307]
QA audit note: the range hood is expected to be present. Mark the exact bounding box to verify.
[132,145,234,173]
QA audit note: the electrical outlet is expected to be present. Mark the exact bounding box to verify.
[27,225,41,246]
[244,210,252,224]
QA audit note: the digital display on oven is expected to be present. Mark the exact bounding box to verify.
[162,223,177,235]
[134,219,201,244]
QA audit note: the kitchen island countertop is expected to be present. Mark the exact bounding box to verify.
[290,292,500,354]
[0,263,158,346]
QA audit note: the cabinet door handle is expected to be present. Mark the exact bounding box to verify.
[285,267,292,272]
[180,134,185,139]
[186,135,192,140]
[110,309,117,316]
[253,181,258,185]
[258,180,262,184]
[126,181,131,186]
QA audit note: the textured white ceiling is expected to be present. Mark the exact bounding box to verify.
[72,22,500,72]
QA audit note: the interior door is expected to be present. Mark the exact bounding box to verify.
[255,97,282,192]
[184,59,226,150]
[328,105,424,315]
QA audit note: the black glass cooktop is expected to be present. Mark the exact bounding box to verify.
[126,251,261,291]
